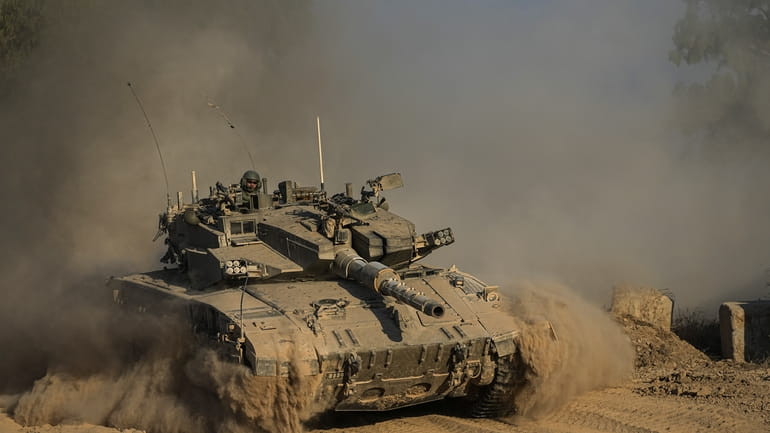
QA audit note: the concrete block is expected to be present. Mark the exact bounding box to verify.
[611,286,673,330]
[720,301,770,362]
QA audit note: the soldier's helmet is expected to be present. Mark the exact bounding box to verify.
[240,170,261,193]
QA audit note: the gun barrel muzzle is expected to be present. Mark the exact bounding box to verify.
[379,279,445,317]
[333,249,445,317]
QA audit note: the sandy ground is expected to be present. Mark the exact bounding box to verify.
[1,316,768,433]
[2,374,767,433]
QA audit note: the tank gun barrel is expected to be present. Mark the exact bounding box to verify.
[333,249,445,317]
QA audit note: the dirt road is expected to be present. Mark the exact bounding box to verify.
[310,387,764,433]
[3,378,766,433]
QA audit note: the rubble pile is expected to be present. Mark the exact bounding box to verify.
[618,314,711,369]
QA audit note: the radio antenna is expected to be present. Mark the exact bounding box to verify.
[206,98,256,170]
[316,116,325,192]
[127,82,170,204]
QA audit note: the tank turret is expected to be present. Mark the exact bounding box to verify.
[157,172,455,292]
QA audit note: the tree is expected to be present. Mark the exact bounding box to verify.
[0,0,42,83]
[670,0,770,148]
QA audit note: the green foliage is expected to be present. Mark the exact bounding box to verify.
[670,1,770,146]
[0,0,42,81]
[670,0,770,67]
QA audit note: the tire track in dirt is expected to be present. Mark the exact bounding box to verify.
[308,387,765,433]
[3,384,765,433]
[539,388,763,433]
[308,414,516,433]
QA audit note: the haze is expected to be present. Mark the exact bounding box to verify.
[1,0,767,327]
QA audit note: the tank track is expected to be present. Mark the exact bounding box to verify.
[470,355,525,418]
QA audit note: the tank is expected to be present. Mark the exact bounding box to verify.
[110,171,525,417]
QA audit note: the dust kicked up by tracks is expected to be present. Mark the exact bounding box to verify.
[2,305,319,433]
[500,282,635,417]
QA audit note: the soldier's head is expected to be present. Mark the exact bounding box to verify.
[241,170,261,193]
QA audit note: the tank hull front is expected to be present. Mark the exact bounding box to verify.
[110,267,521,413]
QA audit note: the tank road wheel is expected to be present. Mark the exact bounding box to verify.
[471,354,526,418]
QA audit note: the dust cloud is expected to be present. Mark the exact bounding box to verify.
[7,306,319,433]
[0,1,326,432]
[0,0,768,432]
[501,282,634,417]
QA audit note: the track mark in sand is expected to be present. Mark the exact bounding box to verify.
[309,388,764,433]
[308,414,516,433]
[416,415,522,433]
[529,388,764,433]
[306,415,504,433]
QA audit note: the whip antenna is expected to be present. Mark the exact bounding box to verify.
[207,98,256,170]
[127,82,170,204]
[316,116,325,192]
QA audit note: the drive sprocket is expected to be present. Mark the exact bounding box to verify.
[471,354,527,418]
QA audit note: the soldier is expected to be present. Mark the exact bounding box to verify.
[240,170,261,194]
[236,170,261,210]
